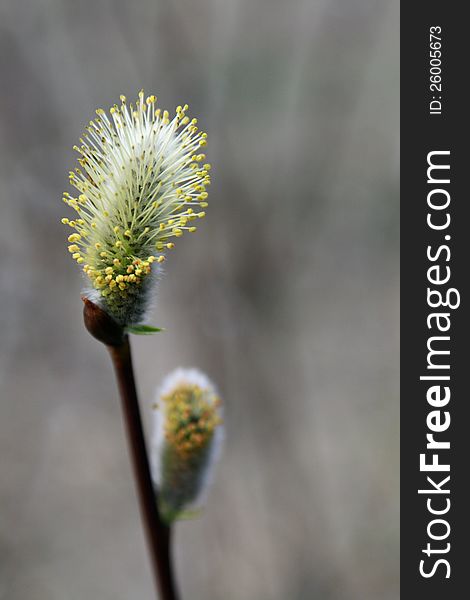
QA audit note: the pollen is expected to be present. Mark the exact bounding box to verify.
[163,384,220,456]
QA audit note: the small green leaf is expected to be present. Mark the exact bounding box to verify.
[126,325,164,335]
[176,509,203,521]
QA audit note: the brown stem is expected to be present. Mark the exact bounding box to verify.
[107,337,180,600]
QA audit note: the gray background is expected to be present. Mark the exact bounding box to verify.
[0,0,399,598]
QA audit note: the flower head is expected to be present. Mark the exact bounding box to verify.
[151,368,224,523]
[62,91,211,326]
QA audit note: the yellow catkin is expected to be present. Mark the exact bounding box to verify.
[61,91,211,325]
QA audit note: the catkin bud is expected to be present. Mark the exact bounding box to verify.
[151,368,224,523]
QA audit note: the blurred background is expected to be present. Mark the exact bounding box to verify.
[0,0,399,599]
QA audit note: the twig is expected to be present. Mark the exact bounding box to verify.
[83,298,179,600]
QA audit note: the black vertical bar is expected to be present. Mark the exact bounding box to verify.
[401,4,468,598]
